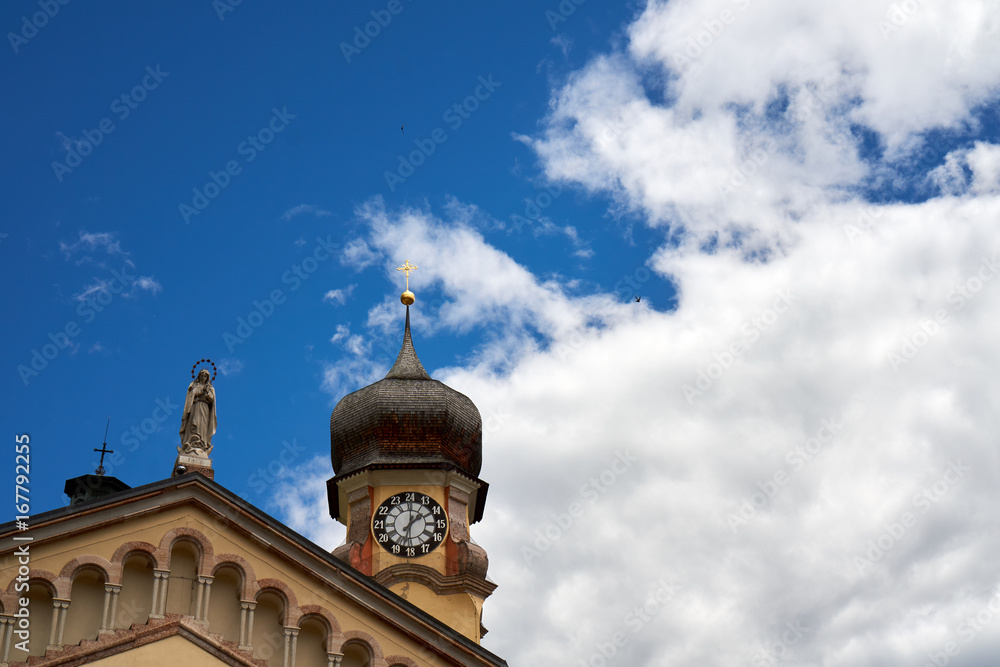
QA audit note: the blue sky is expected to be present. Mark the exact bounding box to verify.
[5,1,1000,665]
[3,0,659,504]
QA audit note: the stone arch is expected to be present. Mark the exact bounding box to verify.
[16,579,56,659]
[158,527,215,575]
[8,569,61,599]
[110,541,158,579]
[250,587,288,663]
[336,629,386,667]
[298,604,342,637]
[384,657,420,667]
[205,562,243,644]
[117,551,156,629]
[255,578,300,625]
[211,554,258,600]
[297,611,336,667]
[63,565,107,645]
[58,554,113,585]
[163,537,203,616]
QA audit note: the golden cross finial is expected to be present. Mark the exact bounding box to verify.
[396,260,418,305]
[396,260,418,291]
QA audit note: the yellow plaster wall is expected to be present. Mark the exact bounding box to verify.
[2,502,454,666]
[389,581,480,643]
[6,505,195,577]
[88,635,232,666]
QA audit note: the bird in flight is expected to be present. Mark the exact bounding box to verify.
[400,124,405,134]
[634,295,641,302]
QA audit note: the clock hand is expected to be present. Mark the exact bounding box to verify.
[401,511,419,537]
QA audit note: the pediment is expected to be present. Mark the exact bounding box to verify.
[29,616,261,667]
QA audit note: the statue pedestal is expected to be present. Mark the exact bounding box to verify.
[172,453,214,480]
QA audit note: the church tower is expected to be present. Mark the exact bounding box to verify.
[327,264,495,643]
[0,264,507,666]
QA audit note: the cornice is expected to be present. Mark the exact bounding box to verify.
[374,563,498,600]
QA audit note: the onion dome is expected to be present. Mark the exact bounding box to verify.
[330,306,482,478]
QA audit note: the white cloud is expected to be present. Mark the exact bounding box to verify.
[328,323,370,357]
[321,355,385,402]
[354,199,625,351]
[280,2,1000,665]
[551,34,573,58]
[73,279,112,303]
[132,276,162,295]
[279,204,332,222]
[345,195,1000,667]
[928,142,1000,196]
[968,142,1000,195]
[340,237,381,271]
[59,230,125,260]
[216,358,244,376]
[323,284,356,306]
[627,0,1000,150]
[329,324,350,344]
[268,455,345,550]
[446,192,594,257]
[528,0,1000,254]
[928,149,971,196]
[73,266,161,302]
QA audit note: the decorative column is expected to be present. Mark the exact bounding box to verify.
[151,570,170,618]
[108,584,121,629]
[201,576,214,622]
[0,615,14,663]
[327,652,344,667]
[150,571,160,617]
[101,584,122,631]
[195,575,214,621]
[48,599,70,648]
[47,602,59,647]
[282,626,299,667]
[238,601,256,651]
[55,599,70,647]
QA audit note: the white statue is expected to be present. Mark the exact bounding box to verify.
[179,369,216,457]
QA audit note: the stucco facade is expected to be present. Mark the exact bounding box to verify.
[0,474,505,667]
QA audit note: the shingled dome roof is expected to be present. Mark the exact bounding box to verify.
[330,307,482,478]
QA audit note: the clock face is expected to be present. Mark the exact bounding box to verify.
[372,492,448,558]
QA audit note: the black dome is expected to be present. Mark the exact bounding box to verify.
[330,308,482,478]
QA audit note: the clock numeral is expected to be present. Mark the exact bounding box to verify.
[374,492,447,557]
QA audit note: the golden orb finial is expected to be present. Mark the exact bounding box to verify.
[396,260,418,305]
